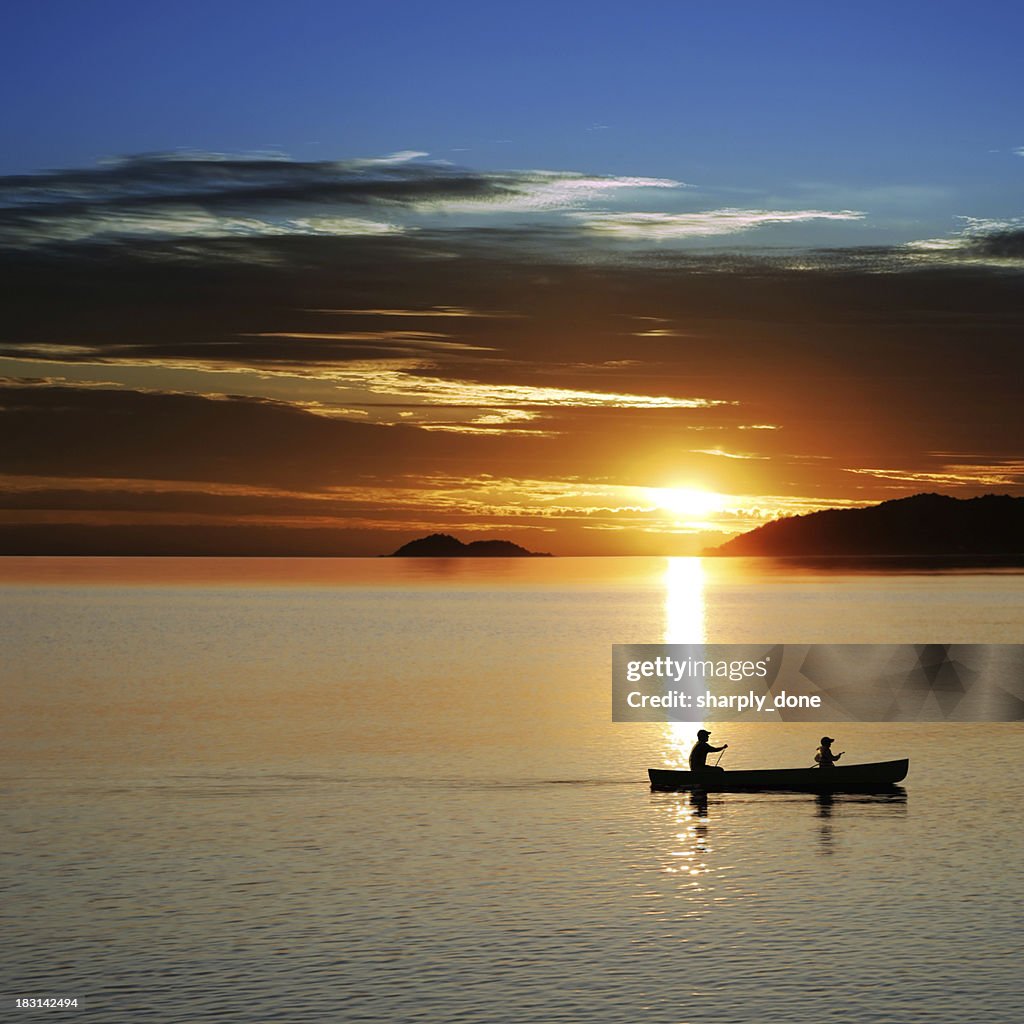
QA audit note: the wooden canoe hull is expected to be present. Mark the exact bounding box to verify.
[648,759,908,792]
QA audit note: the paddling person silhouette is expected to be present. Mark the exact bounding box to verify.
[689,729,728,773]
[815,736,845,768]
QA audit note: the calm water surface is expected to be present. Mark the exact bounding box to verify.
[2,557,1022,1022]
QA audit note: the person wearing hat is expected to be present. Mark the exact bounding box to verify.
[689,729,728,772]
[815,736,844,768]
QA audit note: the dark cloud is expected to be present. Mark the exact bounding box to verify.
[3,229,1022,364]
[0,384,520,488]
[0,154,497,213]
[0,153,674,247]
[965,228,1024,259]
[1,230,1021,464]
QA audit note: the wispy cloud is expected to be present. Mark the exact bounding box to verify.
[0,152,683,248]
[356,151,430,165]
[301,360,731,412]
[3,208,406,246]
[418,171,681,213]
[307,306,522,319]
[247,332,496,354]
[690,448,768,460]
[418,409,560,436]
[3,150,1020,278]
[576,208,865,239]
[904,217,1024,264]
[2,354,713,431]
[845,461,1024,488]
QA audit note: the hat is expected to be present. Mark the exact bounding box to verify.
[697,729,711,738]
[820,736,835,744]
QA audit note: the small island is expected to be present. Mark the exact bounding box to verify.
[389,533,553,557]
[706,493,1024,557]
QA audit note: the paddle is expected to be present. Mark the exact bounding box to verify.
[713,745,727,767]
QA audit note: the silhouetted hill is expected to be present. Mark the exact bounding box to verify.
[390,533,552,557]
[707,493,1024,556]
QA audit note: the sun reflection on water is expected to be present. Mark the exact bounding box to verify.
[644,560,715,903]
[662,557,707,766]
[632,791,719,923]
[661,793,712,882]
[663,556,706,645]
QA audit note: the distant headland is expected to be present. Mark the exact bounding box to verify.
[706,493,1024,557]
[389,533,553,557]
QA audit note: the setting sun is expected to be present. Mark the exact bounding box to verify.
[648,487,728,519]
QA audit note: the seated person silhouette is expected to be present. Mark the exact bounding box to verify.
[689,729,728,772]
[815,736,844,768]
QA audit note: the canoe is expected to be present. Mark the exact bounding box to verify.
[648,759,908,792]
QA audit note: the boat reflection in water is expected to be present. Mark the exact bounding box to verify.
[649,782,908,901]
[647,789,716,898]
[812,786,907,854]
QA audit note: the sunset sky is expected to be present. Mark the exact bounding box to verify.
[2,1,1022,554]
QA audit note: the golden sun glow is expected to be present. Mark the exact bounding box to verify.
[648,487,728,519]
